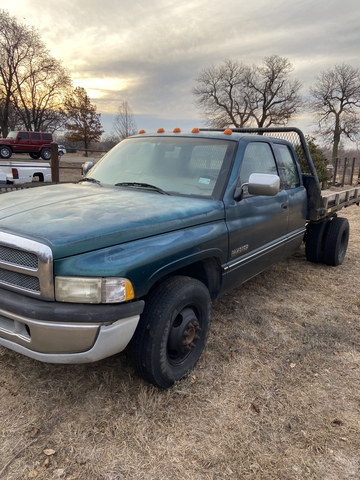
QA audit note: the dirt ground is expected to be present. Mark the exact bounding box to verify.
[58,162,84,183]
[0,176,359,479]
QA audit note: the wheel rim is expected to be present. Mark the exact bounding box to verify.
[167,306,202,366]
[1,147,10,158]
[43,149,50,160]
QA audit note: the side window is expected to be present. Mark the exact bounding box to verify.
[42,134,52,141]
[18,132,29,140]
[240,142,278,194]
[275,144,300,189]
[31,133,41,140]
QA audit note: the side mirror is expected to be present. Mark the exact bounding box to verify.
[248,173,280,196]
[82,161,94,175]
[234,173,280,200]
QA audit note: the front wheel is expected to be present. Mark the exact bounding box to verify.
[133,276,212,388]
[41,148,51,160]
[0,146,12,159]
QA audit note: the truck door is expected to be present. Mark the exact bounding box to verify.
[16,132,32,153]
[30,132,41,152]
[222,140,289,290]
[272,142,308,257]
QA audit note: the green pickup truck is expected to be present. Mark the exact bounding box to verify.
[0,127,358,388]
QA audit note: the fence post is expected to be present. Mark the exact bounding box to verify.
[333,158,339,185]
[349,157,356,185]
[50,142,59,183]
[341,157,348,187]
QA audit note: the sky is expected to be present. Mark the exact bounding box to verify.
[5,0,360,137]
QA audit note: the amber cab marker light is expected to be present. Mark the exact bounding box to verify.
[157,128,165,133]
[191,127,200,134]
[223,129,233,135]
[138,129,146,134]
[173,127,181,133]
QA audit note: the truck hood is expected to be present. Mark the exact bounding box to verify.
[0,183,225,258]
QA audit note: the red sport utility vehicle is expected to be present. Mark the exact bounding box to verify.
[0,131,53,160]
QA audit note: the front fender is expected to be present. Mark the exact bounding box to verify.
[54,222,229,297]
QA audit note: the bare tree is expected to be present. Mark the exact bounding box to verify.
[309,64,360,159]
[0,10,40,136]
[13,55,72,132]
[192,56,302,129]
[0,98,21,132]
[113,100,137,140]
[192,60,252,128]
[245,55,303,127]
[0,10,71,136]
[65,87,104,156]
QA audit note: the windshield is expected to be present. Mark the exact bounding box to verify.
[6,131,18,139]
[84,136,236,198]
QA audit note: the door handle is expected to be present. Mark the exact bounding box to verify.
[281,203,289,212]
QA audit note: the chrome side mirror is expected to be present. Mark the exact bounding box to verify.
[247,173,280,196]
[82,161,94,175]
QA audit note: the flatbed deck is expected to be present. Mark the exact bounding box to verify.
[321,186,360,214]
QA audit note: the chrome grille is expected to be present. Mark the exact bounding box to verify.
[0,232,54,300]
[0,267,40,292]
[0,245,38,269]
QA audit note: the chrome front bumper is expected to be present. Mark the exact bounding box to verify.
[0,288,144,363]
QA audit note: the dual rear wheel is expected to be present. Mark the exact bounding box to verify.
[306,216,349,266]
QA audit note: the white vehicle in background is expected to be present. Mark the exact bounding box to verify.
[0,168,9,184]
[0,161,51,184]
[58,145,66,156]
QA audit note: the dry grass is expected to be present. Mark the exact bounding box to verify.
[0,201,359,479]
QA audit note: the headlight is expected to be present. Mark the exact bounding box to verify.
[55,277,135,304]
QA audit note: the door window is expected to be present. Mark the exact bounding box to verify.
[18,132,29,140]
[240,142,278,195]
[274,144,300,189]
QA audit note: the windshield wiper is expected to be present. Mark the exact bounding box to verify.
[79,177,101,185]
[114,182,170,195]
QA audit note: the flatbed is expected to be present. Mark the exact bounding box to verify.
[321,187,360,214]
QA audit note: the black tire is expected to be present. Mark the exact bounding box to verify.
[29,152,41,159]
[0,146,12,159]
[305,220,330,263]
[323,217,350,266]
[41,148,51,160]
[133,276,212,388]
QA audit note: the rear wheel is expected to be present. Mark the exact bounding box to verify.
[29,152,40,159]
[305,220,330,263]
[323,217,349,266]
[41,148,51,160]
[133,276,211,388]
[0,146,12,159]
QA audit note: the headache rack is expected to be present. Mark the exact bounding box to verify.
[200,127,360,221]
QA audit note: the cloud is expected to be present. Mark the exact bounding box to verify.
[6,0,360,134]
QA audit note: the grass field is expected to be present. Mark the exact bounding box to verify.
[0,206,359,480]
